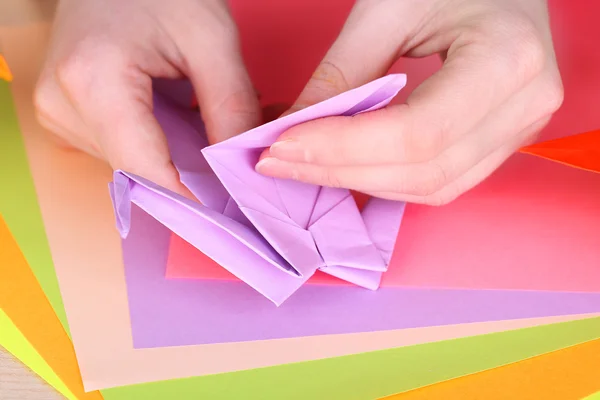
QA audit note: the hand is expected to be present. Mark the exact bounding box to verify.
[257,0,564,205]
[34,0,260,196]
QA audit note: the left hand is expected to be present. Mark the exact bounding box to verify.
[256,0,563,205]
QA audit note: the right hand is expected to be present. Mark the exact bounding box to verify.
[34,0,261,195]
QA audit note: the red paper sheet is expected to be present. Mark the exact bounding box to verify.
[521,129,600,174]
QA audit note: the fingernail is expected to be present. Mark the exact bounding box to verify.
[270,139,309,162]
[255,157,298,180]
[255,157,275,171]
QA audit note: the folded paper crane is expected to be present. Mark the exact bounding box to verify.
[110,74,407,305]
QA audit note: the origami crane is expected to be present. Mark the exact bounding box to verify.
[110,74,408,305]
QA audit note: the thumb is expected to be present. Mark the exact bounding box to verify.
[98,98,194,199]
[286,1,409,115]
[70,71,194,199]
[53,51,195,198]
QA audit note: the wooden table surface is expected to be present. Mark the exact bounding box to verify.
[0,345,63,399]
[1,3,64,399]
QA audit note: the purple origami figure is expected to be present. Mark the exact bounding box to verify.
[110,74,408,305]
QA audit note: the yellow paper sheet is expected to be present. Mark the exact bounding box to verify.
[0,214,103,400]
[0,308,76,400]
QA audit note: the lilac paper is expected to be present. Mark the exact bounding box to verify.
[125,205,600,348]
[111,75,408,306]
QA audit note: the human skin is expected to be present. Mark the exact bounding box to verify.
[34,0,563,205]
[34,0,260,197]
[257,0,564,205]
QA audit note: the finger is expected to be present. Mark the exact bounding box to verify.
[36,112,103,158]
[98,94,194,198]
[34,69,102,157]
[284,1,418,116]
[171,13,261,143]
[259,73,561,195]
[366,116,552,205]
[270,29,546,166]
[99,95,196,200]
[56,56,194,199]
[259,115,548,204]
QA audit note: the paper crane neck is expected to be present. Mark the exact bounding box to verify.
[110,74,408,305]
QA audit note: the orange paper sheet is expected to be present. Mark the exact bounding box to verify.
[521,129,600,174]
[0,215,103,400]
[383,338,600,400]
[0,54,13,81]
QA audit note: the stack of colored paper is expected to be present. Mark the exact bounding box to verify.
[1,1,600,399]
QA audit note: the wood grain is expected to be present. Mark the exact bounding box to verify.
[0,346,64,400]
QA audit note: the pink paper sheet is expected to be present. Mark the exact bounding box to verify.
[7,22,592,392]
[167,1,600,292]
[170,149,600,291]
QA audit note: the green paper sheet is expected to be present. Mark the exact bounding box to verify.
[0,80,68,331]
[585,392,600,400]
[3,79,600,400]
[0,309,77,400]
[100,317,600,400]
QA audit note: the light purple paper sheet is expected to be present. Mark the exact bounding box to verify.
[111,75,408,305]
[125,205,600,348]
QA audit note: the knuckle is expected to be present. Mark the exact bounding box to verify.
[322,168,344,189]
[215,88,258,115]
[421,162,449,196]
[396,106,447,162]
[422,191,455,207]
[55,53,90,90]
[33,76,57,120]
[495,17,547,81]
[514,33,545,77]
[55,39,122,97]
[304,61,351,99]
[403,126,446,162]
[476,11,547,85]
[522,128,542,147]
[399,162,448,197]
[401,179,437,197]
[538,76,565,115]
